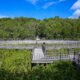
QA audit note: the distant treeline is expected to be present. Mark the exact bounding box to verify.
[0,17,80,40]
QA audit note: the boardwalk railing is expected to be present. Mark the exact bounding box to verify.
[32,46,79,63]
[0,40,80,64]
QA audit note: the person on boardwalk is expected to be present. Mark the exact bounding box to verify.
[42,42,46,54]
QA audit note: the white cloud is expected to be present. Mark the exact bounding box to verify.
[70,9,80,18]
[70,0,80,18]
[71,0,80,10]
[0,15,8,18]
[42,0,66,9]
[26,0,66,9]
[42,2,56,9]
[26,0,38,5]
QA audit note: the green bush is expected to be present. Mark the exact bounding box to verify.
[0,17,80,40]
[0,49,31,80]
[0,50,80,80]
[29,61,80,80]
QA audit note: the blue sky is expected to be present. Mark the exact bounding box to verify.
[0,0,80,19]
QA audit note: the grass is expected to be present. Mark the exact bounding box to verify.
[46,48,80,56]
[0,49,80,80]
[0,49,31,73]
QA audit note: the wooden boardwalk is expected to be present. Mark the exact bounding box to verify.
[32,47,74,63]
[0,40,79,64]
[32,55,74,63]
[32,47,44,60]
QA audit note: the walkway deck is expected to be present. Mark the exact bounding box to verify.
[32,47,44,60]
[32,47,74,63]
[0,40,79,63]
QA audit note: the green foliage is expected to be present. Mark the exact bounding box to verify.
[0,49,80,80]
[0,49,31,80]
[0,17,38,40]
[38,18,80,40]
[0,17,80,40]
[29,61,80,80]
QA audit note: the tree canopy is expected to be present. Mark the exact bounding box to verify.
[0,17,80,40]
